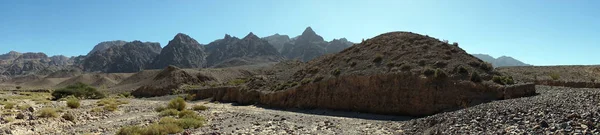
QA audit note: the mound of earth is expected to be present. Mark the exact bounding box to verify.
[54,73,133,88]
[190,32,536,116]
[131,66,213,97]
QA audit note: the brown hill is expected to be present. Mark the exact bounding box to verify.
[131,66,213,97]
[190,32,536,116]
[55,73,133,88]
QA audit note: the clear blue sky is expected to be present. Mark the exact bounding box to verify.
[0,0,598,65]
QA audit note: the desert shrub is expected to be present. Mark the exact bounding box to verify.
[1,102,16,109]
[66,98,80,108]
[144,123,183,134]
[155,106,167,112]
[52,82,105,100]
[434,68,448,78]
[118,92,133,98]
[470,72,482,83]
[400,64,412,71]
[90,107,103,112]
[62,113,76,121]
[178,110,196,118]
[168,97,186,111]
[492,76,515,85]
[373,54,383,63]
[17,104,31,111]
[423,68,435,77]
[184,94,196,101]
[313,76,324,82]
[591,78,596,82]
[192,105,208,111]
[97,98,128,106]
[38,108,58,118]
[106,103,120,111]
[452,42,459,46]
[159,117,179,124]
[116,125,142,135]
[228,78,248,86]
[104,103,119,112]
[549,73,560,80]
[177,117,204,129]
[160,109,180,117]
[331,68,341,76]
[350,62,357,67]
[480,62,494,71]
[15,86,21,90]
[457,66,469,74]
[300,78,313,85]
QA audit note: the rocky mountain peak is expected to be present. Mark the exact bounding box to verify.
[302,27,316,36]
[88,40,127,55]
[172,33,199,45]
[224,34,232,40]
[243,32,260,40]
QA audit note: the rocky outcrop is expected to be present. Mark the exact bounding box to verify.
[83,41,161,73]
[87,40,127,55]
[151,33,207,69]
[205,33,284,67]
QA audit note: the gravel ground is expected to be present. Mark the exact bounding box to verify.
[2,85,599,134]
[400,85,600,134]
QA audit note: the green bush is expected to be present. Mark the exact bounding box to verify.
[66,98,80,108]
[470,72,482,83]
[191,105,208,111]
[168,97,186,111]
[331,68,341,76]
[434,68,448,78]
[177,117,204,129]
[423,68,435,77]
[1,102,16,109]
[104,103,118,112]
[38,108,58,118]
[457,66,469,74]
[492,76,515,85]
[52,82,105,100]
[62,113,76,121]
[154,106,167,112]
[160,109,179,117]
[480,62,494,71]
[178,110,195,118]
[549,73,560,80]
[116,125,142,135]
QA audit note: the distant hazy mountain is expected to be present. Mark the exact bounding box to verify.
[0,51,75,76]
[264,27,354,62]
[472,54,531,67]
[205,33,284,68]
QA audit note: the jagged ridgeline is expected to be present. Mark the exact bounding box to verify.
[188,32,536,116]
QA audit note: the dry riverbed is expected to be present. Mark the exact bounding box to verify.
[1,85,599,134]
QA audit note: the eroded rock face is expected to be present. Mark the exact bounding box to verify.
[189,74,535,116]
[151,33,207,69]
[87,40,128,55]
[83,41,161,73]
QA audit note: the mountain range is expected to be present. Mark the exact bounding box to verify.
[0,27,354,77]
[472,54,532,67]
